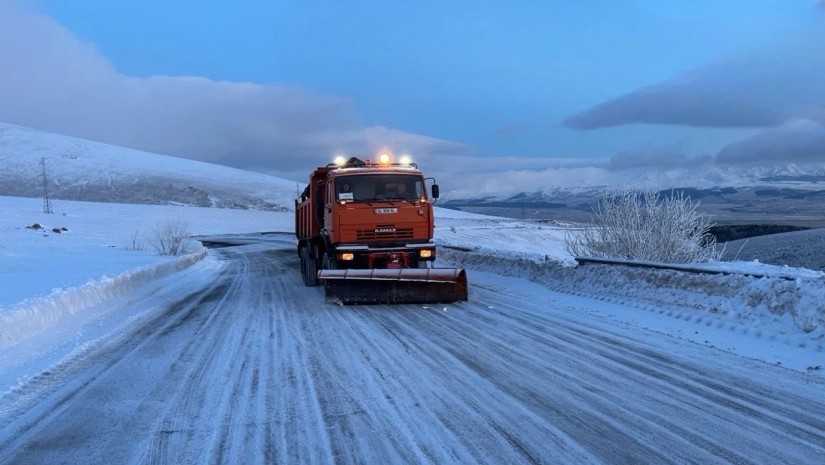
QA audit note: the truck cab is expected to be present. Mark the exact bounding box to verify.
[295,155,440,279]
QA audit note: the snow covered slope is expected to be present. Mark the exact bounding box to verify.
[0,122,297,210]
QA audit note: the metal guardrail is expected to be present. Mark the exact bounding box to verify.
[574,256,802,281]
[441,245,475,252]
[439,244,817,282]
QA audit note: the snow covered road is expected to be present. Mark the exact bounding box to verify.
[1,236,824,464]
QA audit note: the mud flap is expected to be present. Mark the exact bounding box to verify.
[318,268,468,305]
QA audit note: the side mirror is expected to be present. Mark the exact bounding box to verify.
[431,184,440,199]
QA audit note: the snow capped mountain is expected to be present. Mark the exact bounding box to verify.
[637,163,825,188]
[0,123,298,210]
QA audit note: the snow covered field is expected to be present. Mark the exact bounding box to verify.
[1,194,823,400]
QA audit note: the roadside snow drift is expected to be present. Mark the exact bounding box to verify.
[0,248,206,349]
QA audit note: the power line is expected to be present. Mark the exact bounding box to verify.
[40,157,53,214]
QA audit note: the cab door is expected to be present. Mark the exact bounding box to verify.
[323,179,337,242]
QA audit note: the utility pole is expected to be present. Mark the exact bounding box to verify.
[40,157,53,214]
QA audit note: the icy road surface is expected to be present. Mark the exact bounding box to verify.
[1,237,824,464]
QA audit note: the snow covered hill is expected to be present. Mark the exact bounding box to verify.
[0,122,297,210]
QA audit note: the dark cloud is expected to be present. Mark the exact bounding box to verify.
[609,146,711,171]
[716,120,825,165]
[0,1,465,177]
[564,19,825,130]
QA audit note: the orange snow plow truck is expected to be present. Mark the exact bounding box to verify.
[295,154,468,304]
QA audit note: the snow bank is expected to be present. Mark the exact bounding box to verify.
[440,248,825,345]
[0,247,207,350]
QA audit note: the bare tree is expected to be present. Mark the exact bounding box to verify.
[565,187,724,263]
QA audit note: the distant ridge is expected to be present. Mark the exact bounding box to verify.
[441,186,825,227]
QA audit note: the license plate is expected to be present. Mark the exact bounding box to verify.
[374,208,398,214]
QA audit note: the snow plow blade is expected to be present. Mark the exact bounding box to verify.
[319,268,468,305]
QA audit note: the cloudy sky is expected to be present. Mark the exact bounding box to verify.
[1,0,824,196]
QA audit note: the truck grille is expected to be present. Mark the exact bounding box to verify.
[356,224,414,241]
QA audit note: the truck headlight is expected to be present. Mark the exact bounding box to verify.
[419,249,433,258]
[340,253,355,261]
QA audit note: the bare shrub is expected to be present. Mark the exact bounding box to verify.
[565,187,724,263]
[150,218,191,256]
[126,229,146,251]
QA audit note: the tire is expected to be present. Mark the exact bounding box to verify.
[300,247,307,283]
[300,246,320,286]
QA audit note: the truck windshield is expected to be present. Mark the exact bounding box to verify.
[335,174,425,202]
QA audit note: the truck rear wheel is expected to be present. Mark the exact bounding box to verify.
[300,247,320,286]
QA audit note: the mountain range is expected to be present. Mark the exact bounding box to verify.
[441,177,825,227]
